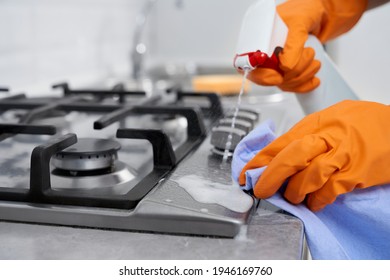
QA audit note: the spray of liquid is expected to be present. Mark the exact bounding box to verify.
[221,68,250,165]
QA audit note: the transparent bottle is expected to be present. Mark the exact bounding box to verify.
[234,0,358,115]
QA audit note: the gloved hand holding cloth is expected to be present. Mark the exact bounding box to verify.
[235,100,390,211]
[247,0,368,93]
[232,100,390,259]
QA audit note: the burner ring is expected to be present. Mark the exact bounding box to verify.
[52,138,121,171]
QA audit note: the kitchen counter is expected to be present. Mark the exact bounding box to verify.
[0,90,307,260]
[0,207,305,259]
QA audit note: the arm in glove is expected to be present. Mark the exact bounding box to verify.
[239,100,390,211]
[247,0,368,93]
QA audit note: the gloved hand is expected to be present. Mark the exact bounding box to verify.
[247,0,368,93]
[238,100,390,211]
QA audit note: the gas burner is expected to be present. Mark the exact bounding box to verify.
[51,161,137,194]
[52,138,121,172]
[0,88,261,238]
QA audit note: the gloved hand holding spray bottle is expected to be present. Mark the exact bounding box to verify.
[233,0,358,115]
[232,0,390,211]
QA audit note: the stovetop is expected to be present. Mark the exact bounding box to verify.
[0,82,267,238]
[0,82,307,259]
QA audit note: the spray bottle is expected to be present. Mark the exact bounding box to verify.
[234,0,358,115]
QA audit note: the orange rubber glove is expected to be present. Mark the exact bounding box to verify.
[239,100,390,211]
[247,0,368,93]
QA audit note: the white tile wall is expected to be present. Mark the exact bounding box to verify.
[0,0,142,95]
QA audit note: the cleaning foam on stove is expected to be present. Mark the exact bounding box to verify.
[232,120,390,260]
[173,175,253,213]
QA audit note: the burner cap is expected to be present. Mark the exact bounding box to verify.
[52,138,121,171]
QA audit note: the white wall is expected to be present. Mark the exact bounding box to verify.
[326,4,390,104]
[146,0,257,67]
[0,0,142,94]
[5,0,385,103]
[1,0,259,94]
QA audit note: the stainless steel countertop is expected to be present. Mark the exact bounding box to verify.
[0,207,305,259]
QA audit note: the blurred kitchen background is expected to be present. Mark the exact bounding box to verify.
[1,0,390,103]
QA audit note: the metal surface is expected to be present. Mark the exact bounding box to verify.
[0,124,254,237]
[52,138,121,171]
[0,89,307,259]
[225,110,258,123]
[0,209,304,260]
[210,126,246,150]
[218,118,253,133]
[51,161,137,194]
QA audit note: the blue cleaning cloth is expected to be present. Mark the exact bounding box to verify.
[232,120,390,260]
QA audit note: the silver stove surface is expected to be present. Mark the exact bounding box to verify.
[0,111,252,237]
[0,90,305,247]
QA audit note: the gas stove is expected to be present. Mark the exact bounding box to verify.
[0,82,268,238]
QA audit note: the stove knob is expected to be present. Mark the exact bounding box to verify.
[240,108,260,120]
[224,110,259,124]
[217,118,253,134]
[210,126,246,151]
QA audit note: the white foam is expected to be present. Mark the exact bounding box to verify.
[174,174,253,213]
[234,225,254,242]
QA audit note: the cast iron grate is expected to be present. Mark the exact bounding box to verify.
[0,83,219,210]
